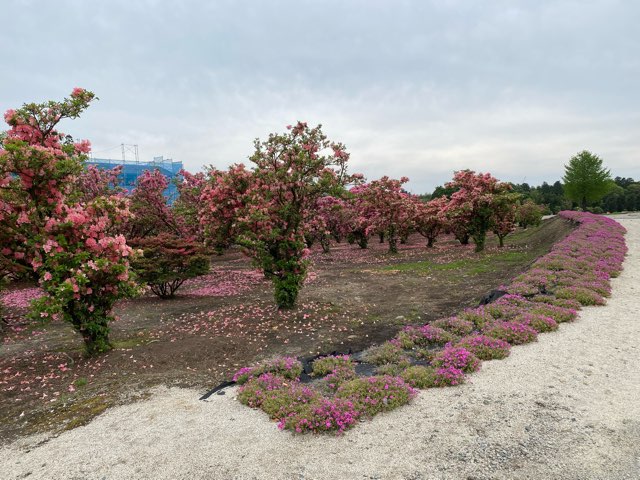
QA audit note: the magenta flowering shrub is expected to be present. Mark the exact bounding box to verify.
[432,317,475,336]
[363,341,407,365]
[530,295,582,311]
[554,286,605,306]
[312,355,353,376]
[233,356,302,384]
[237,373,293,408]
[397,324,457,349]
[400,365,437,388]
[528,302,578,323]
[505,212,626,301]
[431,346,481,373]
[282,397,361,434]
[483,321,538,345]
[323,364,357,391]
[455,335,511,360]
[512,313,559,333]
[336,375,417,417]
[458,307,495,329]
[433,367,466,387]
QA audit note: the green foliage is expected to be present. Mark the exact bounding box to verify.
[400,365,437,388]
[562,150,613,210]
[312,355,354,377]
[363,342,406,366]
[130,234,209,298]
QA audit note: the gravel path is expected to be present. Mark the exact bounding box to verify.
[2,215,639,480]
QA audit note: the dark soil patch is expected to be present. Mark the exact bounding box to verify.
[0,217,573,443]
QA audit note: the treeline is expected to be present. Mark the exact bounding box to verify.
[430,177,640,214]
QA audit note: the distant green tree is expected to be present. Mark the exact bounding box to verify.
[562,151,612,211]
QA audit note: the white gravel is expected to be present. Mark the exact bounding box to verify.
[2,214,639,480]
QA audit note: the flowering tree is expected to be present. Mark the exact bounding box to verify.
[124,169,182,239]
[414,196,448,247]
[444,170,513,252]
[74,164,123,203]
[355,177,413,253]
[199,164,253,254]
[304,195,351,253]
[516,199,544,229]
[491,192,520,247]
[174,170,206,241]
[0,89,138,355]
[205,122,358,308]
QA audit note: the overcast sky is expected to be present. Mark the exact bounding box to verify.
[2,0,639,193]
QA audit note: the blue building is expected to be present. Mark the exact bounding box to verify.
[86,157,183,202]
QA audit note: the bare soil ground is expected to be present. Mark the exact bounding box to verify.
[0,217,573,443]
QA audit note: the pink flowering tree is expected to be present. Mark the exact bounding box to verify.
[74,164,123,203]
[174,170,206,241]
[199,164,253,254]
[444,170,513,252]
[0,90,138,355]
[355,176,413,253]
[491,192,520,247]
[204,122,358,308]
[124,168,182,239]
[346,185,374,249]
[516,199,544,229]
[304,195,351,253]
[414,196,448,247]
[123,169,211,299]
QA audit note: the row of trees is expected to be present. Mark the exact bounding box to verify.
[445,151,637,215]
[0,91,542,356]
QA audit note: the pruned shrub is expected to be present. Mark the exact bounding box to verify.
[233,356,303,384]
[432,317,475,336]
[431,346,481,373]
[555,286,605,306]
[512,313,558,333]
[312,355,353,377]
[363,342,407,366]
[455,335,511,360]
[400,365,437,388]
[396,325,457,349]
[483,321,538,345]
[336,375,417,417]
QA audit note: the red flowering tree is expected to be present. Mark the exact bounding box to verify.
[0,89,138,355]
[444,170,513,252]
[414,196,448,247]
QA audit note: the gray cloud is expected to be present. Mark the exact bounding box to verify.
[2,0,639,193]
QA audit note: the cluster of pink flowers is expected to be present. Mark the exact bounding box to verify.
[283,398,361,434]
[432,346,481,373]
[455,335,511,360]
[232,356,302,384]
